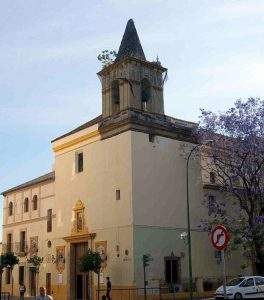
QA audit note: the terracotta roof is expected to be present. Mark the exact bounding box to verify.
[115,19,146,62]
[51,115,102,142]
[1,171,55,196]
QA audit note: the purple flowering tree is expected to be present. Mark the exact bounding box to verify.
[198,98,264,275]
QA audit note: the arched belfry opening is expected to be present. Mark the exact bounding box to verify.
[111,80,120,114]
[141,78,151,111]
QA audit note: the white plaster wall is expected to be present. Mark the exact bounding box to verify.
[54,130,134,285]
[131,131,204,229]
[131,131,249,287]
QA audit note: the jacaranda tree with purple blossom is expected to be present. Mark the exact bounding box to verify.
[198,97,264,275]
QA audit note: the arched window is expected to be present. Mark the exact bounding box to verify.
[111,80,120,114]
[24,197,29,213]
[8,202,13,216]
[209,172,216,184]
[32,195,38,211]
[141,78,151,111]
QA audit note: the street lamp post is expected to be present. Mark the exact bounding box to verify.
[186,141,211,300]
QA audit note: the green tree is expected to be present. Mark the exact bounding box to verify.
[0,254,8,296]
[79,249,102,300]
[4,252,19,296]
[27,255,43,296]
[97,50,117,68]
[198,98,264,274]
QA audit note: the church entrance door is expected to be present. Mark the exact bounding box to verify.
[75,242,90,300]
[76,273,90,300]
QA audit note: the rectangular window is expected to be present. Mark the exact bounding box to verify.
[47,209,52,232]
[116,189,121,200]
[7,233,12,252]
[6,268,11,284]
[149,133,155,143]
[76,152,83,173]
[165,258,179,284]
[19,266,24,284]
[20,231,26,253]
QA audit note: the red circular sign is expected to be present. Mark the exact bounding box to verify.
[211,225,230,251]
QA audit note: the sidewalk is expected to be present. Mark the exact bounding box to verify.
[5,296,214,300]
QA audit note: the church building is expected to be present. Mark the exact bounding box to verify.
[1,19,247,300]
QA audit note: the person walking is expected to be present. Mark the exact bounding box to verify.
[36,286,53,300]
[19,283,26,300]
[106,277,111,300]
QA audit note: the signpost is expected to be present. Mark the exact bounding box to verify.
[211,225,230,300]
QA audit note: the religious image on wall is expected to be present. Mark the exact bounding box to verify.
[71,200,88,235]
[56,246,66,273]
[95,241,107,268]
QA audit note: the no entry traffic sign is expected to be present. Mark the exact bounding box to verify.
[211,225,230,251]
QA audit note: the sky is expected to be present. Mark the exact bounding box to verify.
[0,0,264,232]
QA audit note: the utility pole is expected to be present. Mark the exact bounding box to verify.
[142,254,153,300]
[186,140,212,300]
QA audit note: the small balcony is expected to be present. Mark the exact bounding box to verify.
[2,242,29,257]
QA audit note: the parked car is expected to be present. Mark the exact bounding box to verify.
[215,276,264,299]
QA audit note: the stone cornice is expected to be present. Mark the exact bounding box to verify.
[97,56,167,76]
[63,232,96,243]
[3,214,56,228]
[99,108,197,143]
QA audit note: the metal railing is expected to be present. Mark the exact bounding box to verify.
[1,242,32,257]
[0,292,10,300]
[97,287,161,300]
[96,284,216,300]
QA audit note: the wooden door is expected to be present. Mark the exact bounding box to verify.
[75,243,89,300]
[29,268,36,296]
[46,273,51,295]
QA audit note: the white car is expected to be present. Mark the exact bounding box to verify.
[215,276,264,299]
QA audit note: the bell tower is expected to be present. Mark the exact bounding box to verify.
[98,19,167,118]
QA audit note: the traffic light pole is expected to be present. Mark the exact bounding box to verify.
[143,263,147,300]
[142,254,153,300]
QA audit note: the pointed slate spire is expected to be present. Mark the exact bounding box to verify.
[115,19,146,62]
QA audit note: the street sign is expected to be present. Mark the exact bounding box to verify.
[211,225,229,251]
[211,225,230,300]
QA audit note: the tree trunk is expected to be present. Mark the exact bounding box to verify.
[252,241,264,275]
[11,268,14,296]
[251,260,257,275]
[97,271,100,300]
[0,271,2,296]
[36,271,38,299]
[256,251,264,275]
